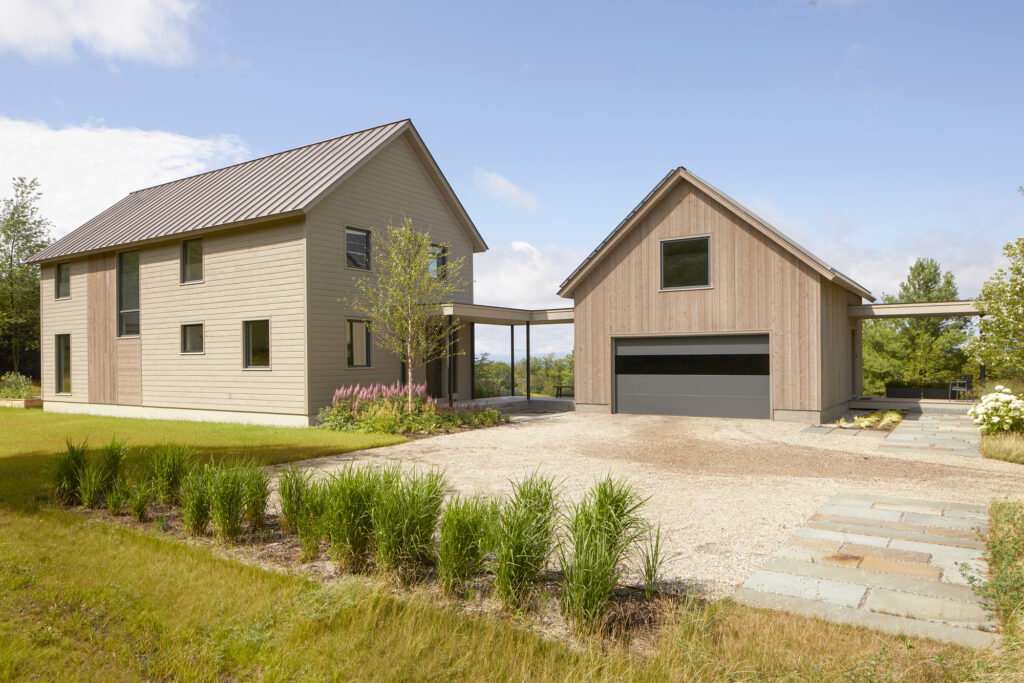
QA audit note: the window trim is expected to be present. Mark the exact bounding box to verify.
[117,249,141,338]
[347,319,372,368]
[55,262,72,300]
[242,318,271,370]
[180,322,205,355]
[659,235,712,292]
[55,333,71,395]
[344,226,372,272]
[180,238,205,285]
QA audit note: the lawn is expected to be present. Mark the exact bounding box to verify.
[1,408,1021,680]
[982,433,1024,465]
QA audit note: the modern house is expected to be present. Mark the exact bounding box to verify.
[31,120,485,426]
[557,168,876,423]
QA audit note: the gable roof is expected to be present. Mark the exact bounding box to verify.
[30,119,487,263]
[557,167,874,301]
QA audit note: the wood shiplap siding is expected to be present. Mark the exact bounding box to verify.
[40,260,90,401]
[138,221,307,414]
[305,131,475,414]
[820,281,862,411]
[572,180,824,413]
[87,255,117,403]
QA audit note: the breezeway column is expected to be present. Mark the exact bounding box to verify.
[509,325,515,396]
[525,321,531,400]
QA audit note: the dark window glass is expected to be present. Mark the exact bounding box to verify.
[56,263,71,299]
[55,334,71,393]
[346,228,370,270]
[181,324,204,353]
[347,320,371,367]
[661,237,710,289]
[244,320,270,368]
[118,250,140,336]
[181,238,203,283]
[614,353,770,376]
[429,244,447,280]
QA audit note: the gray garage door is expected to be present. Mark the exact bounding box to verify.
[614,335,770,419]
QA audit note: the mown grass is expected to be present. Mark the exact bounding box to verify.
[982,433,1024,465]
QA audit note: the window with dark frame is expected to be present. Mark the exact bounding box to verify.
[345,227,370,270]
[181,323,204,353]
[243,320,270,368]
[661,236,710,289]
[181,238,203,283]
[429,244,448,279]
[347,320,371,367]
[117,250,140,336]
[55,334,71,394]
[55,262,71,299]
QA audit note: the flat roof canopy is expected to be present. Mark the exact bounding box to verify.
[848,300,980,319]
[439,302,574,326]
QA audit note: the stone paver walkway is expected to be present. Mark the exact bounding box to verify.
[880,413,982,458]
[734,493,998,648]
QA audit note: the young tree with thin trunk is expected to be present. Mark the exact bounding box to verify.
[968,237,1024,378]
[352,220,465,413]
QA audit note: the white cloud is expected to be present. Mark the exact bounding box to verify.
[0,0,200,65]
[0,117,248,236]
[472,168,539,211]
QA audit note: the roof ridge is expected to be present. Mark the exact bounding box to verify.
[129,118,410,195]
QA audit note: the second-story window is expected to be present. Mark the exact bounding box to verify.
[55,262,71,299]
[117,250,140,337]
[429,244,447,280]
[181,238,203,283]
[346,227,370,270]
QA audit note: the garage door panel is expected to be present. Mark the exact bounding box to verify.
[616,335,769,356]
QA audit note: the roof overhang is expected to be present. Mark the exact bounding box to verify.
[847,300,980,318]
[439,302,574,326]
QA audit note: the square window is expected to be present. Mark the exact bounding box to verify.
[661,237,710,289]
[181,324,204,353]
[181,238,203,283]
[347,320,371,367]
[346,227,370,270]
[55,334,71,394]
[55,263,71,299]
[243,320,270,368]
[429,244,447,280]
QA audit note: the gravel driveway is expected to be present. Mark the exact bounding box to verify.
[292,413,1024,599]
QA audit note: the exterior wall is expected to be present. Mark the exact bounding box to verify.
[571,179,825,416]
[304,131,475,415]
[40,260,90,402]
[820,281,863,414]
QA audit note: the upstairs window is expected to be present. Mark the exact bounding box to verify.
[55,262,71,299]
[243,319,270,368]
[346,227,370,270]
[181,238,203,283]
[117,250,140,336]
[661,237,710,289]
[429,244,448,280]
[347,320,371,367]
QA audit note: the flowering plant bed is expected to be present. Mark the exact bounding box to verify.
[969,386,1024,435]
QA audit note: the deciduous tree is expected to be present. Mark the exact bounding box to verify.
[968,238,1024,378]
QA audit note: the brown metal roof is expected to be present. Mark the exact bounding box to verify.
[31,119,487,263]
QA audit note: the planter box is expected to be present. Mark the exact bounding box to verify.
[0,398,43,409]
[922,387,951,400]
[885,386,922,399]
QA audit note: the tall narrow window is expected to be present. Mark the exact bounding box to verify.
[181,238,203,283]
[117,250,140,336]
[244,319,270,368]
[181,323,204,353]
[347,320,371,367]
[346,227,370,270]
[429,244,448,280]
[55,262,71,299]
[55,334,71,394]
[661,236,710,289]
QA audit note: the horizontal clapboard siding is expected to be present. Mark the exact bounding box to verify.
[40,261,90,402]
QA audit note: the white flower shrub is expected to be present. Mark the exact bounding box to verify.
[968,386,1024,435]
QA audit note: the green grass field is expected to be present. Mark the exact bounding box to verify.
[0,408,1021,680]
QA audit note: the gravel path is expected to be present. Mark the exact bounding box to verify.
[290,413,1024,599]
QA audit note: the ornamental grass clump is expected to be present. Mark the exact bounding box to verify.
[437,495,498,595]
[180,466,212,536]
[242,462,271,529]
[372,467,447,580]
[97,439,127,492]
[296,480,328,561]
[278,465,311,533]
[105,479,127,516]
[78,461,107,509]
[127,478,154,522]
[494,472,558,609]
[53,439,88,504]
[322,465,381,572]
[640,524,667,598]
[147,443,193,505]
[558,477,647,629]
[209,465,246,543]
[969,386,1024,435]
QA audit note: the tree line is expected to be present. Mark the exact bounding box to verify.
[474,352,574,398]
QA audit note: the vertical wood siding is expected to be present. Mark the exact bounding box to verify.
[819,282,862,411]
[39,261,90,402]
[304,132,475,414]
[87,255,117,403]
[572,180,825,412]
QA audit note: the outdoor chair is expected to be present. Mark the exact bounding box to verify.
[949,374,973,400]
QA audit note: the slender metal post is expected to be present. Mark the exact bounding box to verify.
[525,321,531,400]
[469,323,475,400]
[510,325,515,397]
[447,314,454,408]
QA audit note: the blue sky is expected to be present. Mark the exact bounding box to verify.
[1,0,1021,357]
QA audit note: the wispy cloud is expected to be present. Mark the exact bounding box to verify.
[0,117,248,236]
[0,0,201,65]
[472,167,539,211]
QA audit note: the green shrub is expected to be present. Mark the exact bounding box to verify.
[106,478,127,516]
[0,371,34,399]
[127,479,154,522]
[494,472,558,609]
[180,466,212,536]
[278,465,311,533]
[209,465,247,543]
[966,500,1024,637]
[437,495,497,594]
[147,444,193,505]
[98,439,127,492]
[322,465,381,572]
[242,462,271,529]
[640,524,667,598]
[53,439,88,504]
[559,477,647,628]
[78,461,107,509]
[296,480,328,561]
[372,468,447,580]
